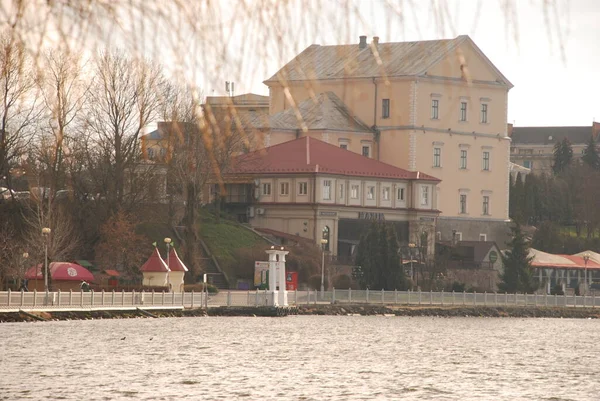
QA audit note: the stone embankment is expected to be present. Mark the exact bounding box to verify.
[2,304,599,323]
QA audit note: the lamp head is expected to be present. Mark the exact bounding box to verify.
[164,237,172,244]
[320,239,328,245]
[23,252,29,259]
[41,227,51,235]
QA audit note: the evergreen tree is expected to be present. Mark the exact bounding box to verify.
[512,172,525,224]
[552,137,573,175]
[581,135,600,171]
[354,222,406,290]
[499,224,537,293]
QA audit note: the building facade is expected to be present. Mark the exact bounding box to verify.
[263,35,513,246]
[223,137,441,259]
[509,123,600,175]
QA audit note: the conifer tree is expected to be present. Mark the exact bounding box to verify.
[499,224,536,293]
[581,135,600,170]
[552,137,573,175]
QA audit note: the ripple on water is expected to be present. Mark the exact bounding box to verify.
[1,317,600,400]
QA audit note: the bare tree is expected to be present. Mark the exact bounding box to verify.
[86,50,165,213]
[35,50,87,204]
[0,30,39,195]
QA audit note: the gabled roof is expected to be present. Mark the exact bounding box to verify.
[229,136,439,181]
[268,92,373,133]
[511,126,593,145]
[529,248,600,270]
[165,248,188,272]
[265,35,511,87]
[140,248,170,273]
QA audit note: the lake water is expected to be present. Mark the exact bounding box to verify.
[1,316,599,400]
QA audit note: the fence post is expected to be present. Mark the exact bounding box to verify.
[544,292,548,307]
[419,290,422,305]
[494,292,497,306]
[366,288,369,304]
[227,291,231,306]
[7,289,10,307]
[33,290,36,307]
[583,294,586,308]
[111,290,115,306]
[121,290,125,306]
[306,290,310,306]
[255,289,259,306]
[332,288,336,304]
[394,289,397,304]
[564,291,567,308]
[452,291,455,306]
[534,293,538,307]
[349,288,352,303]
[593,293,595,308]
[408,290,411,305]
[463,291,466,305]
[80,290,84,307]
[441,290,444,306]
[295,290,298,305]
[381,289,384,304]
[484,292,486,306]
[171,291,175,305]
[515,292,518,306]
[90,290,94,307]
[20,290,24,307]
[100,290,104,306]
[162,291,165,305]
[190,291,194,308]
[182,290,185,306]
[555,293,558,307]
[57,289,61,307]
[430,290,433,305]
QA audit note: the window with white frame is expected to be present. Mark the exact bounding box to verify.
[322,180,331,200]
[339,143,348,150]
[482,195,490,215]
[262,183,271,196]
[459,194,467,214]
[481,103,488,123]
[460,101,467,121]
[482,151,490,171]
[351,185,359,199]
[479,234,487,241]
[280,182,289,196]
[397,187,405,201]
[367,186,375,200]
[460,150,468,169]
[421,186,429,206]
[431,99,439,119]
[298,182,308,196]
[433,147,441,167]
[339,183,345,200]
[362,145,371,158]
[382,186,390,201]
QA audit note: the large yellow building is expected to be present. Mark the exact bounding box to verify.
[263,35,513,245]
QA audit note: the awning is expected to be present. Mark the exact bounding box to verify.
[25,262,95,282]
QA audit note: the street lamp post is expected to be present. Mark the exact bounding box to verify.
[41,227,51,292]
[583,253,590,295]
[164,237,172,291]
[320,238,328,296]
[408,243,416,285]
[20,252,29,290]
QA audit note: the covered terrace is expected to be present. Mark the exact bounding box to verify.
[529,249,600,294]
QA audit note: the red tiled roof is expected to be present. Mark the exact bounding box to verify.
[103,269,120,277]
[140,248,170,273]
[165,248,188,272]
[531,254,600,270]
[229,137,439,181]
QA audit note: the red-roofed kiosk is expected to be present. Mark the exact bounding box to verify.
[140,247,170,288]
[165,247,188,292]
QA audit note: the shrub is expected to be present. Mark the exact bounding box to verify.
[550,284,564,296]
[332,274,352,289]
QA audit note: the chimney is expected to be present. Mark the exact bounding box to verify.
[359,35,367,49]
[373,36,379,47]
[507,123,513,137]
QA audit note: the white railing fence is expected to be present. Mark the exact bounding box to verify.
[0,288,598,309]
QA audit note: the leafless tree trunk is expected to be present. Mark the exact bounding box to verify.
[86,51,165,213]
[0,30,39,195]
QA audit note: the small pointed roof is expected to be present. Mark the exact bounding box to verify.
[140,248,170,272]
[165,248,189,272]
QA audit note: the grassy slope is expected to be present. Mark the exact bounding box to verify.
[198,210,269,282]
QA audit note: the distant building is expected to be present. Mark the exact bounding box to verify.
[508,122,600,175]
[264,35,513,246]
[220,136,440,259]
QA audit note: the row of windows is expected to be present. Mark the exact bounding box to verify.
[431,99,489,123]
[339,142,371,158]
[433,148,491,170]
[262,180,419,204]
[459,194,490,215]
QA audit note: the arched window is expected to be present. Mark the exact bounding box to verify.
[322,226,330,251]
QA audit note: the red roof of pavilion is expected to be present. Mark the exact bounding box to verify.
[140,248,170,272]
[165,248,188,272]
[229,136,440,181]
[531,254,600,270]
[25,262,95,281]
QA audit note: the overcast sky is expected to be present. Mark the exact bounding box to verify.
[214,0,598,127]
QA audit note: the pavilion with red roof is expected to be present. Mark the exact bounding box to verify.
[25,262,95,291]
[140,247,170,288]
[215,136,441,259]
[165,247,188,292]
[528,248,600,294]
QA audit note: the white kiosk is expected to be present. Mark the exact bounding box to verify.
[265,246,290,306]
